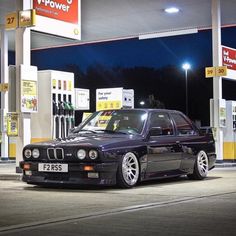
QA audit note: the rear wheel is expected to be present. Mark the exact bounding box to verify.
[117,152,140,188]
[188,150,209,180]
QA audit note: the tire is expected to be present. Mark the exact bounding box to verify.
[187,150,209,180]
[117,152,140,188]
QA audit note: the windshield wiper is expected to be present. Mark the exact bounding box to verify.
[95,129,128,135]
[79,129,97,134]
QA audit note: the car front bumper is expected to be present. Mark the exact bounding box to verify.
[20,161,118,186]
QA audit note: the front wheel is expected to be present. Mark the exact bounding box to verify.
[117,152,140,188]
[187,150,209,180]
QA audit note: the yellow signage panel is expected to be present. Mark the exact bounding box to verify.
[0,83,9,92]
[205,67,215,78]
[19,9,36,28]
[21,80,38,112]
[96,100,122,111]
[5,12,18,30]
[7,113,19,137]
[216,66,228,77]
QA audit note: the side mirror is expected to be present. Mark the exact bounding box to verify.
[146,127,162,140]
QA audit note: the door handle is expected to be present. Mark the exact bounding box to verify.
[176,141,182,147]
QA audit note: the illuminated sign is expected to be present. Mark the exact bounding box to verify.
[19,9,36,27]
[96,88,123,111]
[205,66,227,78]
[0,83,9,92]
[205,67,215,78]
[33,0,81,40]
[34,0,78,24]
[216,66,227,77]
[5,12,18,30]
[222,46,236,71]
[222,45,236,80]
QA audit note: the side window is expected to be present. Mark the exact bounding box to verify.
[171,113,194,135]
[150,112,174,136]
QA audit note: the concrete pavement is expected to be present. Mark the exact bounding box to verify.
[0,168,235,236]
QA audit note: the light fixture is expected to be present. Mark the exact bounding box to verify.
[140,101,145,106]
[139,29,198,40]
[164,7,180,14]
[182,63,191,70]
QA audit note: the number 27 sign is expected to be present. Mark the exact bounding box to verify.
[5,12,18,30]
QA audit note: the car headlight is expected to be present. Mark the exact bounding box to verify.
[77,149,86,160]
[32,149,40,158]
[24,149,31,159]
[89,150,98,160]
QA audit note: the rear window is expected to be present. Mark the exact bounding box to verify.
[171,113,195,135]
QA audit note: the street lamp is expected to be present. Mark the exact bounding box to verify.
[182,63,191,116]
[139,101,145,106]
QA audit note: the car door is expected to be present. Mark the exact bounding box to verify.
[170,112,198,173]
[146,112,183,179]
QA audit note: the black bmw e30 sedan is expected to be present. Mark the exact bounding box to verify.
[20,109,216,188]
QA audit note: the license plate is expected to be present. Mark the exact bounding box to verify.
[38,163,68,173]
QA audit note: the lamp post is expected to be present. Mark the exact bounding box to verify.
[182,63,191,116]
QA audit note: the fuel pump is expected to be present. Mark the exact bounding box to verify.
[31,70,75,142]
[223,100,236,161]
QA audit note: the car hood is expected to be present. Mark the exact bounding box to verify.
[27,133,143,150]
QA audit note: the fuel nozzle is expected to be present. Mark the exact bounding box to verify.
[53,100,58,115]
[58,101,65,116]
[68,102,75,128]
[64,101,71,116]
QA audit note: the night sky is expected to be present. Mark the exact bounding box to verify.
[25,26,236,125]
[31,27,236,71]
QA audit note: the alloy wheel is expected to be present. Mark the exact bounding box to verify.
[197,150,209,177]
[122,152,139,186]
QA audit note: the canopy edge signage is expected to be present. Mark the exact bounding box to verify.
[33,0,81,40]
[222,45,236,80]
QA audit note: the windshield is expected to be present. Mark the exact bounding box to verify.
[74,110,148,135]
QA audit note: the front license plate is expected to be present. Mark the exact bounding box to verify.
[38,163,68,173]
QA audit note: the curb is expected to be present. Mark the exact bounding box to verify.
[0,174,22,181]
[0,160,16,164]
[215,163,236,168]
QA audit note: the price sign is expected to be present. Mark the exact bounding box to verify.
[5,12,18,30]
[205,67,215,78]
[216,66,227,76]
[19,9,36,28]
[0,83,9,92]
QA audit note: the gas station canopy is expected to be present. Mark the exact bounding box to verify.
[0,0,236,50]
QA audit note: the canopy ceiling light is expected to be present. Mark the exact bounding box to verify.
[139,28,198,40]
[164,7,180,14]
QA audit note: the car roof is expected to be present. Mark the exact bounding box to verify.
[99,108,184,114]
